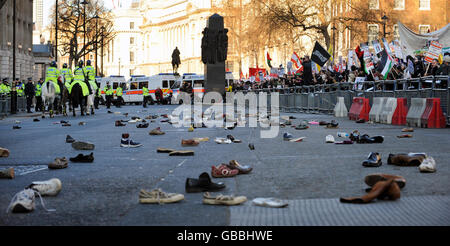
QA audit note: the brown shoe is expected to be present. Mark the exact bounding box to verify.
[0,167,14,179]
[157,148,176,153]
[0,147,10,157]
[181,139,199,146]
[397,134,412,138]
[340,178,399,204]
[388,153,425,166]
[364,173,406,189]
[149,127,165,135]
[226,160,252,174]
[402,128,414,132]
[48,157,68,169]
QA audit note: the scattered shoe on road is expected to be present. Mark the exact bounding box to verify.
[326,135,335,143]
[72,141,95,150]
[149,127,165,135]
[226,160,252,174]
[120,133,142,148]
[252,198,288,208]
[27,178,62,196]
[115,120,126,127]
[362,152,382,167]
[48,157,68,169]
[388,153,426,166]
[0,167,14,179]
[202,192,247,206]
[211,164,239,178]
[139,188,184,204]
[419,156,436,173]
[0,147,10,157]
[181,139,200,146]
[70,153,94,163]
[66,135,75,143]
[185,172,226,193]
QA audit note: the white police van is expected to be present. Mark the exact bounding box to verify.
[180,72,235,100]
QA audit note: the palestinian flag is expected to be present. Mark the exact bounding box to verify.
[377,49,394,79]
[267,52,272,68]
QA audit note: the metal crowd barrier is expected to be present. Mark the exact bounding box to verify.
[0,96,28,116]
[237,76,450,124]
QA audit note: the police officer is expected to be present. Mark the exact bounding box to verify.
[60,63,73,90]
[16,79,24,97]
[115,84,124,108]
[142,85,149,108]
[71,60,90,97]
[35,78,43,112]
[44,61,61,95]
[94,86,101,109]
[84,60,98,94]
[0,78,10,97]
[103,82,113,108]
[24,77,35,113]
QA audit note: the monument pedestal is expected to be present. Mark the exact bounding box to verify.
[204,62,225,96]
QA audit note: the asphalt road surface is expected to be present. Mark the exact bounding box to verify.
[0,104,449,226]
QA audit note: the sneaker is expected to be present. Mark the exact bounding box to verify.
[62,123,71,127]
[66,135,75,143]
[326,135,335,143]
[211,164,239,178]
[72,141,95,150]
[7,189,35,213]
[214,137,232,144]
[149,127,165,135]
[121,139,142,148]
[0,167,14,179]
[283,133,293,141]
[419,156,436,173]
[136,123,149,128]
[13,125,21,129]
[0,147,10,157]
[402,128,414,132]
[78,122,86,126]
[252,198,288,208]
[48,157,68,169]
[202,192,247,206]
[115,120,126,127]
[289,137,305,142]
[27,178,62,196]
[139,188,184,204]
[69,153,94,163]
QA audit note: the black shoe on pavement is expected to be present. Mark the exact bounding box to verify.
[185,172,225,193]
[66,135,75,143]
[70,152,94,163]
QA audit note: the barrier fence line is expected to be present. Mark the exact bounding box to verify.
[237,76,449,125]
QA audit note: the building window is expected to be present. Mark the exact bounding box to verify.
[130,22,134,29]
[130,51,134,63]
[393,24,400,40]
[368,24,379,43]
[130,37,134,45]
[394,0,405,10]
[369,0,379,9]
[419,25,430,34]
[419,0,430,10]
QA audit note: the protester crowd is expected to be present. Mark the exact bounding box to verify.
[230,53,450,92]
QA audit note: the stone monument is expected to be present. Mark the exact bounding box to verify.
[202,14,228,97]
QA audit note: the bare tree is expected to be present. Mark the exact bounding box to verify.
[49,0,115,68]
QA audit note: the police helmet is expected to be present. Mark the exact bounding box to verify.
[63,63,68,68]
[78,60,84,67]
[51,61,57,67]
[86,60,91,66]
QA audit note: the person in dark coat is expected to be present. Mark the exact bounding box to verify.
[155,87,163,105]
[24,77,35,113]
[302,56,313,85]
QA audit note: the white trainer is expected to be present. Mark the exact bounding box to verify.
[7,189,35,213]
[419,156,436,173]
[326,135,335,143]
[28,178,62,196]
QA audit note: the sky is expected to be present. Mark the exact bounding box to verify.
[42,0,117,27]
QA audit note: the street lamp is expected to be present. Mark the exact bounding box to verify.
[81,0,88,62]
[93,14,99,76]
[381,15,388,38]
[331,25,337,63]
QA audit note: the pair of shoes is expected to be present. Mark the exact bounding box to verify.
[0,167,14,179]
[70,153,94,163]
[211,164,239,178]
[48,157,68,169]
[362,152,382,167]
[136,123,149,128]
[226,160,252,174]
[120,133,142,148]
[139,188,184,204]
[72,141,95,150]
[182,139,199,146]
[149,127,165,135]
[186,172,225,193]
[202,192,247,206]
[387,153,426,166]
[7,178,62,213]
[66,135,75,143]
[115,120,126,126]
[340,177,401,204]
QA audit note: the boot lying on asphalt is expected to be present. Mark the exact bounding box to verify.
[70,153,94,163]
[226,160,252,174]
[66,135,75,143]
[185,172,225,193]
[0,147,10,157]
[149,127,165,135]
[139,188,184,204]
[48,157,68,169]
[387,153,426,166]
[362,152,382,167]
[115,120,126,127]
[169,150,195,156]
[212,164,239,178]
[364,173,406,190]
[340,178,400,204]
[252,198,288,208]
[72,141,95,150]
[202,192,247,206]
[27,178,62,196]
[419,156,436,173]
[181,139,199,146]
[0,167,14,179]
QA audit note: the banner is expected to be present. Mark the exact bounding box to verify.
[372,40,383,54]
[382,38,393,56]
[393,40,404,60]
[425,41,443,63]
[311,41,331,67]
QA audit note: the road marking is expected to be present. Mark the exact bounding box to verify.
[19,167,47,176]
